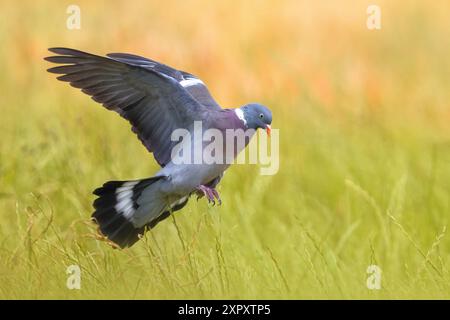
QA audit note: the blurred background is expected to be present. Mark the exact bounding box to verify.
[0,0,449,299]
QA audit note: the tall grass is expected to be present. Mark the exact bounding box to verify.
[0,0,449,299]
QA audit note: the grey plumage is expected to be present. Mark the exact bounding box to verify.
[46,47,272,248]
[46,47,211,167]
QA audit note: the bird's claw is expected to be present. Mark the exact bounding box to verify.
[195,185,221,206]
[211,188,222,206]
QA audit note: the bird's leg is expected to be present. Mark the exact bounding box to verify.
[210,188,222,205]
[195,185,221,205]
[195,185,215,204]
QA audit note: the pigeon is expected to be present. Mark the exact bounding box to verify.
[45,48,272,248]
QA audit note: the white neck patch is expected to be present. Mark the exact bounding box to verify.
[234,108,247,125]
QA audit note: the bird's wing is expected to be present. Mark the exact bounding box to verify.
[105,52,222,110]
[46,47,213,167]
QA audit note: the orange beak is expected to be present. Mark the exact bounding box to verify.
[265,124,271,137]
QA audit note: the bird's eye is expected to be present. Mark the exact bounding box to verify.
[259,113,264,119]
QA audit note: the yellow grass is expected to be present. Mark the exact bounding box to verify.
[0,0,449,299]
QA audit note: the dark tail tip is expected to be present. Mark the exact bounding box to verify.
[91,177,165,248]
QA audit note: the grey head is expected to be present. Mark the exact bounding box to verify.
[241,103,272,134]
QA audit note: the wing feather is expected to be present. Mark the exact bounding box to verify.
[46,47,209,166]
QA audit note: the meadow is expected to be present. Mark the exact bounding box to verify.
[0,0,449,299]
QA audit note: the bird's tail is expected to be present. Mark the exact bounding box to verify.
[91,176,188,248]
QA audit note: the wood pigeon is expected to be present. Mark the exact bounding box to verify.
[45,48,272,248]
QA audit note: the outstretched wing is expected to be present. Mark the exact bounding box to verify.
[105,52,222,110]
[45,47,215,167]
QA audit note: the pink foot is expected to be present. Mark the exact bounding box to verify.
[196,185,222,205]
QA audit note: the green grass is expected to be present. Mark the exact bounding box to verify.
[0,0,449,299]
[1,96,449,299]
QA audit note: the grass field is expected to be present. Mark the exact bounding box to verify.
[0,0,449,299]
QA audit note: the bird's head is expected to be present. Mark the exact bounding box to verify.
[241,103,272,136]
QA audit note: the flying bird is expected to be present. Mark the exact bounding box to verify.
[45,48,272,248]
